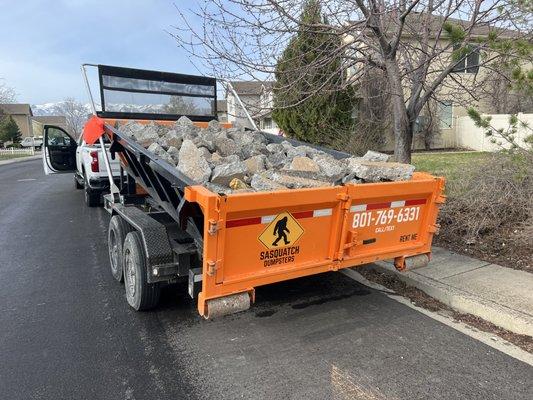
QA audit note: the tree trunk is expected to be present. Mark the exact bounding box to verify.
[393,112,413,164]
[385,61,413,164]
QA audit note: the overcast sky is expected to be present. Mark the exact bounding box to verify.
[0,0,201,105]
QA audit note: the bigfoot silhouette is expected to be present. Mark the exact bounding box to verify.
[272,216,290,246]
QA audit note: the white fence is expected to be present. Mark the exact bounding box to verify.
[0,148,35,157]
[456,113,533,151]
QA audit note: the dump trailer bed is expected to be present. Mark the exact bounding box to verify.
[103,120,444,318]
[83,64,444,318]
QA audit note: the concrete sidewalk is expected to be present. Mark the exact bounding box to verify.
[0,154,41,166]
[365,247,533,336]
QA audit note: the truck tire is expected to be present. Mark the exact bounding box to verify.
[75,175,83,189]
[84,175,100,207]
[123,231,161,311]
[108,215,132,283]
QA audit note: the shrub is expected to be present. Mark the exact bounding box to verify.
[438,151,533,244]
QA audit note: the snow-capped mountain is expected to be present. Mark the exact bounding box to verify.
[32,101,208,115]
[32,102,92,116]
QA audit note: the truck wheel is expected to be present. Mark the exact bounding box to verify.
[75,175,83,189]
[84,175,100,207]
[123,231,160,311]
[108,216,132,283]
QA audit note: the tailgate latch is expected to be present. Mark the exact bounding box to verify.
[208,219,219,235]
[207,260,218,276]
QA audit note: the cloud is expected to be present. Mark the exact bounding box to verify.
[0,0,193,104]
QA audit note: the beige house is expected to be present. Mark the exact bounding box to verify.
[31,115,68,137]
[346,13,527,150]
[0,103,34,138]
[216,100,228,122]
[226,81,280,133]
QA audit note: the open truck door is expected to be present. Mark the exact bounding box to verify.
[42,125,77,175]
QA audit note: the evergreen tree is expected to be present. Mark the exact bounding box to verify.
[0,115,22,143]
[272,0,355,147]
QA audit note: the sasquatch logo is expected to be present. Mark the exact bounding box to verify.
[258,212,305,267]
[272,216,290,247]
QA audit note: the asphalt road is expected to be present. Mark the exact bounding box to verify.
[0,159,531,400]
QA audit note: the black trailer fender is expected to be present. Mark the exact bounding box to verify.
[110,204,177,284]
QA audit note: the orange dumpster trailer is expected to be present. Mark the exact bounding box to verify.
[87,65,446,318]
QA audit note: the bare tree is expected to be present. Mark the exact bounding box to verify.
[53,98,89,139]
[172,0,532,162]
[0,79,16,103]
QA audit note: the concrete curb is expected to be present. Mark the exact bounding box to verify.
[367,261,533,337]
[0,154,41,166]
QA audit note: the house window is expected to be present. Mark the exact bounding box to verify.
[452,44,480,73]
[262,118,273,129]
[438,101,453,129]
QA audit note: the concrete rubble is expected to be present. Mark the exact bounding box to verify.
[119,117,416,194]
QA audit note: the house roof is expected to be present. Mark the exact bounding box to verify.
[0,103,33,116]
[216,100,227,112]
[230,81,275,95]
[32,115,67,125]
[351,12,519,40]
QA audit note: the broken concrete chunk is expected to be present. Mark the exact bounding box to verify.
[266,143,285,154]
[289,156,320,173]
[347,160,415,182]
[166,146,180,164]
[175,116,193,127]
[264,170,332,189]
[286,145,308,160]
[229,178,249,191]
[177,139,212,183]
[362,150,392,162]
[147,142,175,165]
[210,160,247,186]
[265,151,288,169]
[198,146,212,160]
[241,141,269,159]
[164,130,183,149]
[214,136,241,157]
[250,174,288,191]
[313,155,346,182]
[207,119,221,132]
[244,155,266,175]
[206,182,233,195]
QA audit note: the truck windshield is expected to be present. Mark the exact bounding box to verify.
[98,65,217,120]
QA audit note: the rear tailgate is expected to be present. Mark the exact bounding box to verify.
[186,172,445,316]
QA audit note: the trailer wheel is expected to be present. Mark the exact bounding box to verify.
[108,215,132,283]
[123,231,160,311]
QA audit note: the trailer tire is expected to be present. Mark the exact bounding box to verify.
[123,231,160,311]
[108,215,132,283]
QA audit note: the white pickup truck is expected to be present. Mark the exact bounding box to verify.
[21,136,43,150]
[42,125,121,207]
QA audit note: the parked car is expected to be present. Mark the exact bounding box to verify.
[41,125,121,207]
[21,136,43,150]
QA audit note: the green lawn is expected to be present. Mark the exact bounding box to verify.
[412,151,490,182]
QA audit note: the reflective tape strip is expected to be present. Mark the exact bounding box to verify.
[261,215,276,224]
[350,198,426,213]
[313,208,332,217]
[405,198,426,206]
[293,210,313,219]
[390,200,406,208]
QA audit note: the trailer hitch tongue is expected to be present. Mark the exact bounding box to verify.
[205,292,251,319]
